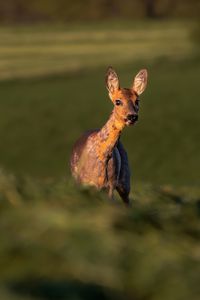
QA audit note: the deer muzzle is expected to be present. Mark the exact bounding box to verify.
[125,114,138,125]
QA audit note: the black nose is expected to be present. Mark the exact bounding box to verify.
[127,114,138,122]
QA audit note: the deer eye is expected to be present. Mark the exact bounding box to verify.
[115,99,122,106]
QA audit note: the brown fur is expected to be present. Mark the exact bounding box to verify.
[70,67,147,205]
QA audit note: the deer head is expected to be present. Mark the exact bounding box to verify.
[106,67,148,126]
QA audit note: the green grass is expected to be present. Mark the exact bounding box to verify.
[0,57,200,184]
[0,21,195,80]
[0,20,199,184]
[0,170,200,300]
[0,21,200,300]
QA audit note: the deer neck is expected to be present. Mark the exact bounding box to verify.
[97,111,125,160]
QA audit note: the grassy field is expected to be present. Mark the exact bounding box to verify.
[0,20,200,300]
[0,21,195,80]
[0,21,199,183]
[0,170,200,300]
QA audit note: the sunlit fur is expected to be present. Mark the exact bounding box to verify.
[70,67,147,205]
[110,88,139,126]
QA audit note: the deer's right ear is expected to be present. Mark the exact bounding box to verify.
[105,67,120,95]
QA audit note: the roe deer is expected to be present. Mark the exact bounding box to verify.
[70,67,148,205]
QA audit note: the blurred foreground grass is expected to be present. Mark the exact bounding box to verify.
[0,169,200,300]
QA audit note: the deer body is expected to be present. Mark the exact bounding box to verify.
[70,67,148,204]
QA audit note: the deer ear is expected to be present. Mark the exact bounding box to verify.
[105,66,120,94]
[132,69,148,95]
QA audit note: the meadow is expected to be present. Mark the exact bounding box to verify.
[0,20,200,300]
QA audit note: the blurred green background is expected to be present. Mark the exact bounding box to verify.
[0,1,200,300]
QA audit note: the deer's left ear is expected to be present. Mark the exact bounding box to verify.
[132,69,148,95]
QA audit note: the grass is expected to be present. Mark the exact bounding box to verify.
[0,20,199,184]
[0,91,200,299]
[0,20,195,80]
[0,20,200,300]
[0,170,200,300]
[0,57,200,184]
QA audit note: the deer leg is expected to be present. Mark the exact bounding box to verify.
[116,141,131,206]
[108,185,116,202]
[106,154,118,203]
[116,186,131,206]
